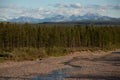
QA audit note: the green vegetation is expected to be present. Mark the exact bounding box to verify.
[0,47,68,61]
[0,22,120,61]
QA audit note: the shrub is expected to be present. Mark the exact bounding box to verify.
[46,47,68,56]
[0,51,12,58]
[11,47,48,61]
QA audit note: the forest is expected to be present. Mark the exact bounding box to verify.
[0,22,120,61]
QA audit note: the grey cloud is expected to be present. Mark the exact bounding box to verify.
[0,5,45,20]
[87,4,120,10]
[55,3,82,8]
[86,4,106,9]
[112,4,120,9]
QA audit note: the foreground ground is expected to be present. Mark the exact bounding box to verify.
[0,50,120,80]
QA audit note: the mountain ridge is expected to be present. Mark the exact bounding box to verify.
[7,13,120,23]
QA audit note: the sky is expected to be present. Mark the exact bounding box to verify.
[0,0,120,21]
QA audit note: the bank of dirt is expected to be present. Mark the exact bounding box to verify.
[0,50,120,80]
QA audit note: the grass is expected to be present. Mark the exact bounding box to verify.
[0,47,68,62]
[0,58,5,63]
[46,47,68,57]
[0,47,119,62]
[10,47,48,61]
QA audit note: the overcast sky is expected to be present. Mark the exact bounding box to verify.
[0,0,120,21]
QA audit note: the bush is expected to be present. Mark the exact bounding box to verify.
[11,47,48,61]
[46,47,68,56]
[0,51,12,58]
[0,47,69,62]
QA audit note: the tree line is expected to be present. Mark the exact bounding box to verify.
[0,22,120,51]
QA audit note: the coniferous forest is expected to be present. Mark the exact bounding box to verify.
[0,22,120,61]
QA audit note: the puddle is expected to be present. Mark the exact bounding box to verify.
[30,67,80,80]
[0,77,29,80]
[111,52,120,54]
[31,59,81,80]
[0,64,81,80]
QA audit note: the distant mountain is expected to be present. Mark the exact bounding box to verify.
[8,16,40,23]
[8,13,120,23]
[68,13,120,22]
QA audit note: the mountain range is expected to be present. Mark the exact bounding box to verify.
[7,13,120,23]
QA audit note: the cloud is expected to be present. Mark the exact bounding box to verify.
[55,3,120,10]
[0,5,46,20]
[0,3,120,21]
[55,3,82,8]
[112,4,120,9]
[0,3,83,20]
[86,4,107,9]
[70,3,82,8]
[87,4,120,10]
[53,3,112,16]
